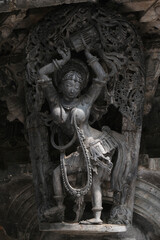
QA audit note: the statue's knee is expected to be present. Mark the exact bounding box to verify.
[93,174,101,185]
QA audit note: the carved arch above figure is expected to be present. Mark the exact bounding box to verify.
[26,4,145,126]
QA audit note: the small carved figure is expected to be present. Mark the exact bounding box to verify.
[37,46,122,224]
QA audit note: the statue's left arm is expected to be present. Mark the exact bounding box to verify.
[85,49,108,104]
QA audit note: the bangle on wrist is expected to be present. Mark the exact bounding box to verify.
[93,77,106,85]
[37,78,52,84]
[52,59,61,70]
[87,56,99,66]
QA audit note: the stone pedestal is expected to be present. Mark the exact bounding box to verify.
[40,222,127,235]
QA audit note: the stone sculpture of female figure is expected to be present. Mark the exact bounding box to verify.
[38,47,121,224]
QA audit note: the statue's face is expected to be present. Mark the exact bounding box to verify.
[62,72,82,100]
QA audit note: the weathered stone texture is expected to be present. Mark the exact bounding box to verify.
[0,0,97,12]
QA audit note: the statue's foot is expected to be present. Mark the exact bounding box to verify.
[80,218,103,225]
[44,206,65,222]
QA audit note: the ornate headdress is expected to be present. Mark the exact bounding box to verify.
[58,59,89,89]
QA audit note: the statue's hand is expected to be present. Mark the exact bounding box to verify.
[57,47,71,66]
[37,75,51,84]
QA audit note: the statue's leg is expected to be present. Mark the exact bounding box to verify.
[52,151,83,206]
[91,171,103,223]
[53,165,64,208]
[43,165,65,222]
[80,169,103,225]
[64,151,86,222]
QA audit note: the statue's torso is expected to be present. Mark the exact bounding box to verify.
[52,100,102,140]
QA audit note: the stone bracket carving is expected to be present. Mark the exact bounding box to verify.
[26,4,145,226]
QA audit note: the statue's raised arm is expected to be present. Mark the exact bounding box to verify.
[39,47,71,81]
[37,48,71,110]
[82,49,108,105]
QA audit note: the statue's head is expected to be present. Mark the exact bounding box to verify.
[61,71,84,99]
[58,59,89,100]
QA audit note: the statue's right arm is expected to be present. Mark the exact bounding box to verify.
[39,47,71,80]
[38,79,59,111]
[38,63,59,109]
[38,48,71,109]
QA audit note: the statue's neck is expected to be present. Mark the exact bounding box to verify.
[61,97,79,109]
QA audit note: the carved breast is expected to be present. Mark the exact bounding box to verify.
[72,107,86,124]
[52,105,69,124]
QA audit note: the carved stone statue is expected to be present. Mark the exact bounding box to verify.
[37,46,127,224]
[26,4,145,227]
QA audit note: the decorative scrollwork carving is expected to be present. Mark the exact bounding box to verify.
[27,4,145,126]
